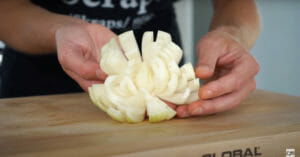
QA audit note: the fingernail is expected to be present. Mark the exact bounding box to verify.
[179,110,189,118]
[196,65,210,73]
[191,107,203,116]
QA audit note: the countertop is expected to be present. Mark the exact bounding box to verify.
[0,90,299,157]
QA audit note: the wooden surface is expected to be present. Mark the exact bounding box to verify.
[0,90,299,157]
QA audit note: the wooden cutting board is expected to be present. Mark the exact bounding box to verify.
[0,90,299,157]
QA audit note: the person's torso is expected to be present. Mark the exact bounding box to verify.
[31,0,176,34]
[0,0,182,98]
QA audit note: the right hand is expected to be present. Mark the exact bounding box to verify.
[55,23,117,92]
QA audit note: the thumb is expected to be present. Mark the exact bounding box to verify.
[195,41,219,79]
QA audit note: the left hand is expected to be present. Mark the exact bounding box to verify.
[175,27,260,118]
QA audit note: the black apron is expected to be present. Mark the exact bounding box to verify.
[0,0,182,98]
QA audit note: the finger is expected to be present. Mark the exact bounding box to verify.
[199,53,260,99]
[233,53,260,77]
[198,73,239,99]
[189,79,256,116]
[195,37,225,79]
[65,69,104,92]
[176,105,190,118]
[96,68,108,80]
[58,48,101,81]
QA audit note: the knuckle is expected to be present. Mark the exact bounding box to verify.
[57,53,64,64]
[215,81,225,94]
[254,60,260,75]
[248,54,260,75]
[57,51,69,69]
[198,35,221,49]
[58,47,72,60]
[250,80,257,92]
[57,49,65,63]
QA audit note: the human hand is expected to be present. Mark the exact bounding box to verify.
[176,27,260,118]
[56,23,117,92]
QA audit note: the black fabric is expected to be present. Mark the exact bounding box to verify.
[0,0,182,98]
[0,48,82,98]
